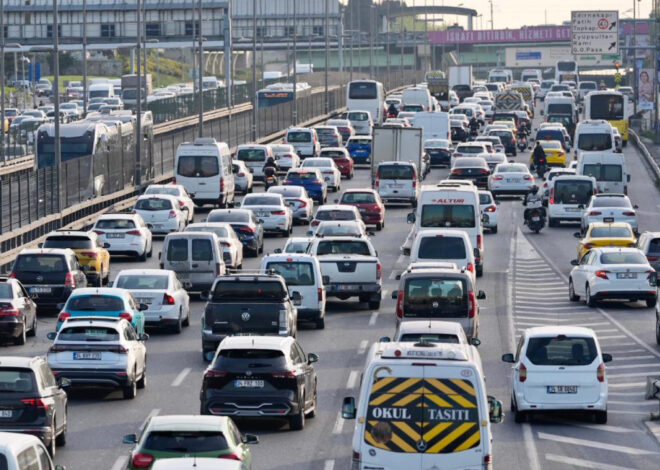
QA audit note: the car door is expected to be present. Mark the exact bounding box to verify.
[39,363,66,435]
[296,342,315,402]
[16,283,35,330]
[572,251,592,296]
[290,344,310,408]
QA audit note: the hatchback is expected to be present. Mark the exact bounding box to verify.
[92,214,153,260]
[0,432,64,470]
[267,185,314,225]
[283,169,327,204]
[0,277,37,345]
[133,195,187,235]
[284,127,320,158]
[319,147,354,179]
[238,193,293,237]
[345,136,372,164]
[339,189,385,230]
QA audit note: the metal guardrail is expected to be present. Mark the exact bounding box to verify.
[629,128,660,183]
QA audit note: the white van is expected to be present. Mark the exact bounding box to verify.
[260,253,326,329]
[201,76,221,90]
[573,120,616,159]
[346,110,374,135]
[577,151,629,194]
[88,83,115,100]
[284,128,320,158]
[410,229,477,283]
[411,111,451,141]
[174,137,235,207]
[376,161,420,207]
[404,183,484,276]
[160,231,226,294]
[547,175,597,227]
[543,96,575,118]
[234,143,274,180]
[342,342,502,470]
[402,86,434,112]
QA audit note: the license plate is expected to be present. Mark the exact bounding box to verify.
[334,284,354,291]
[73,352,101,360]
[616,273,637,279]
[151,224,162,230]
[256,211,269,217]
[506,178,521,183]
[532,216,540,222]
[359,208,367,213]
[235,380,264,388]
[0,410,12,418]
[390,184,403,188]
[136,298,152,305]
[30,287,51,294]
[547,385,578,394]
[566,207,581,212]
[107,233,125,239]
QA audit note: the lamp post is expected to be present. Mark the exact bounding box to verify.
[252,0,257,140]
[197,0,203,138]
[292,0,298,126]
[82,0,87,117]
[324,0,329,114]
[369,4,374,78]
[136,0,142,187]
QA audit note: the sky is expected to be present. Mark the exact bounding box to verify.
[404,0,654,30]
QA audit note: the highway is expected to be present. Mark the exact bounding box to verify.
[3,111,660,470]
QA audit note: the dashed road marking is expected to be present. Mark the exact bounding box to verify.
[171,368,191,387]
[324,460,335,470]
[358,340,369,354]
[110,456,128,470]
[545,453,638,469]
[332,412,345,434]
[537,432,659,454]
[368,311,379,326]
[346,370,359,389]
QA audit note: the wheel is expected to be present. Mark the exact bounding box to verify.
[289,394,306,430]
[27,314,37,337]
[55,422,66,447]
[568,279,580,302]
[514,408,528,423]
[594,410,607,424]
[315,315,325,330]
[368,300,381,310]
[476,265,483,277]
[123,379,137,400]
[306,384,318,418]
[138,249,148,262]
[15,320,26,345]
[375,222,383,231]
[491,226,498,234]
[586,285,597,307]
[280,229,288,238]
[646,299,656,308]
[171,315,183,334]
[247,247,259,258]
[348,172,354,180]
[182,308,190,327]
[137,367,147,389]
[548,218,557,228]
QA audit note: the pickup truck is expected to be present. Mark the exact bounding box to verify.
[201,274,299,360]
[307,236,382,309]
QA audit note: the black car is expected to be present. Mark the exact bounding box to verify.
[448,157,491,189]
[0,277,38,345]
[0,356,69,456]
[10,249,88,309]
[206,209,264,257]
[200,336,318,430]
[425,144,452,167]
[450,122,468,142]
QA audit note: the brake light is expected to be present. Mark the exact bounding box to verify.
[131,209,136,214]
[622,211,636,216]
[172,177,176,185]
[374,178,379,188]
[648,256,659,262]
[163,294,175,305]
[584,243,594,249]
[240,226,255,234]
[168,210,177,219]
[451,168,463,175]
[219,177,224,192]
[0,307,19,316]
[519,363,527,382]
[219,453,242,461]
[485,205,497,212]
[295,199,307,208]
[21,398,49,409]
[468,291,476,318]
[588,211,602,216]
[549,187,554,204]
[477,234,483,251]
[93,230,105,235]
[479,168,490,174]
[119,312,133,322]
[466,262,475,274]
[492,175,504,181]
[523,174,533,180]
[220,241,232,248]
[271,210,286,215]
[396,290,404,318]
[376,262,382,280]
[58,311,71,322]
[131,453,154,469]
[126,230,142,236]
[64,272,76,288]
[8,272,15,278]
[81,251,98,258]
[352,451,361,468]
[311,220,320,226]
[593,187,598,195]
[597,362,605,382]
[238,172,246,177]
[595,270,610,280]
[116,346,129,354]
[271,370,297,379]
[317,287,323,302]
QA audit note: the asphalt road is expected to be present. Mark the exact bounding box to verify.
[3,111,660,470]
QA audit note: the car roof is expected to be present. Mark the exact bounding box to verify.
[18,248,75,256]
[397,320,465,335]
[115,269,173,277]
[68,287,131,297]
[97,213,141,220]
[525,326,598,338]
[0,356,44,368]
[136,194,179,202]
[343,188,377,194]
[317,204,358,212]
[219,335,294,350]
[147,415,230,432]
[0,432,45,452]
[263,253,317,263]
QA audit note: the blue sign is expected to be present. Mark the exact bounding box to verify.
[516,52,542,61]
[35,63,41,82]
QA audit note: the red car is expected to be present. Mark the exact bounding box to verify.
[320,147,354,179]
[339,189,385,230]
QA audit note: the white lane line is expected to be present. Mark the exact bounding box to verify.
[324,460,335,470]
[571,423,641,434]
[332,412,345,434]
[571,322,614,327]
[608,409,650,415]
[545,453,636,470]
[358,340,369,354]
[171,368,191,387]
[368,311,379,326]
[382,289,389,298]
[609,355,655,361]
[608,400,657,406]
[523,423,541,470]
[140,408,160,432]
[110,456,128,470]
[609,371,660,379]
[600,344,638,350]
[607,363,660,370]
[515,315,573,321]
[537,431,659,454]
[597,335,628,340]
[346,370,359,389]
[515,321,550,326]
[609,391,645,396]
[608,381,646,388]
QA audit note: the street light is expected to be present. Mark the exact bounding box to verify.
[20,56,29,110]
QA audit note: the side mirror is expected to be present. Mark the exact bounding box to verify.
[47,332,57,341]
[477,290,486,300]
[471,337,481,347]
[291,291,302,306]
[38,242,43,248]
[243,433,259,445]
[274,248,282,254]
[570,259,579,266]
[488,396,503,423]
[322,275,330,285]
[501,353,515,363]
[139,333,150,341]
[602,353,613,363]
[306,230,314,237]
[406,212,415,224]
[391,290,398,299]
[342,396,357,419]
[481,213,488,223]
[308,215,314,222]
[234,201,241,207]
[627,175,631,182]
[379,336,391,343]
[573,232,582,239]
[258,219,265,225]
[58,377,71,389]
[307,352,319,364]
[122,433,138,444]
[395,274,401,280]
[138,303,149,311]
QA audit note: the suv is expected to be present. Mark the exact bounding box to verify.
[0,277,37,345]
[637,231,660,274]
[201,336,319,430]
[10,248,88,309]
[41,231,110,287]
[47,317,148,400]
[0,356,69,456]
[201,274,300,360]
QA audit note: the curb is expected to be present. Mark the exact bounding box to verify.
[645,420,660,446]
[629,128,660,183]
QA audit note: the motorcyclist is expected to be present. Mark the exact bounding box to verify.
[387,102,399,118]
[531,140,547,171]
[523,188,546,232]
[469,116,479,133]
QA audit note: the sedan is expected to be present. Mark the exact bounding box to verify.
[185,222,244,269]
[281,237,314,254]
[207,209,264,257]
[478,190,499,233]
[339,189,386,231]
[325,119,355,144]
[424,138,452,167]
[113,269,191,333]
[574,222,637,261]
[283,169,327,204]
[449,156,490,189]
[270,144,300,172]
[92,214,153,261]
[238,193,293,237]
[0,278,37,345]
[133,195,187,235]
[482,152,507,172]
[301,157,342,192]
[313,126,343,148]
[310,220,369,238]
[144,184,195,223]
[569,247,657,308]
[232,160,254,194]
[311,204,361,228]
[267,185,314,225]
[319,147,354,179]
[489,163,535,197]
[580,194,639,234]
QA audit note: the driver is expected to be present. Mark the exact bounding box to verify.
[531,141,546,169]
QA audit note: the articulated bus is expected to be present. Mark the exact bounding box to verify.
[257,82,312,108]
[346,80,385,125]
[584,90,629,146]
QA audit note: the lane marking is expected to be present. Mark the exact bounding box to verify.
[368,311,379,326]
[596,335,627,340]
[324,460,335,470]
[523,423,541,470]
[609,371,660,379]
[607,363,660,370]
[140,408,160,432]
[545,453,637,470]
[609,381,646,388]
[608,400,656,406]
[346,370,359,389]
[382,289,389,298]
[608,409,650,415]
[609,355,654,360]
[358,340,369,354]
[332,412,345,434]
[171,367,191,387]
[110,456,128,470]
[537,431,659,454]
[609,391,645,396]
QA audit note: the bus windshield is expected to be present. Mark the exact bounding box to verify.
[349,82,377,99]
[557,61,576,72]
[589,95,624,120]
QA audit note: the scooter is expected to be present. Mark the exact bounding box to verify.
[517,134,528,152]
[468,128,479,141]
[522,189,546,234]
[264,167,279,189]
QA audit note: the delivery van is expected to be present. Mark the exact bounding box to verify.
[577,151,629,194]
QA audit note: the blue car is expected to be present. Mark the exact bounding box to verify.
[283,168,327,204]
[56,287,146,334]
[346,136,373,164]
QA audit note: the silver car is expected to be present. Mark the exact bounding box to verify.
[232,160,254,194]
[488,163,536,197]
[267,185,314,225]
[270,144,300,171]
[238,193,293,236]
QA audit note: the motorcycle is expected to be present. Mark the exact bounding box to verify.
[468,128,479,141]
[264,166,279,189]
[517,134,528,152]
[536,159,547,179]
[522,189,546,234]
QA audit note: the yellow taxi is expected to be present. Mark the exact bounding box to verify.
[529,140,566,167]
[574,222,637,261]
[492,119,516,132]
[41,230,110,286]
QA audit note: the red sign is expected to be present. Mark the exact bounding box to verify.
[429,26,571,45]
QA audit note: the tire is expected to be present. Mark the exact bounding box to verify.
[147,242,153,258]
[491,226,498,234]
[123,378,137,400]
[182,308,190,327]
[247,247,259,258]
[514,408,528,423]
[646,298,656,308]
[348,172,354,180]
[586,285,597,307]
[315,315,325,330]
[280,229,288,238]
[171,315,183,334]
[138,249,148,262]
[368,300,381,310]
[375,222,383,231]
[15,320,26,345]
[137,367,147,389]
[548,218,557,228]
[289,394,306,430]
[55,422,66,447]
[476,265,483,278]
[568,279,580,302]
[656,321,660,345]
[307,383,318,418]
[27,314,37,337]
[594,410,607,424]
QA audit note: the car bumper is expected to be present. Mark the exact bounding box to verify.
[325,283,381,298]
[591,289,657,302]
[192,195,226,207]
[297,308,323,320]
[146,220,181,234]
[359,212,383,224]
[0,319,23,338]
[260,218,289,232]
[490,186,534,195]
[0,426,54,446]
[203,391,300,417]
[349,153,371,164]
[144,305,180,325]
[514,392,607,412]
[51,368,131,387]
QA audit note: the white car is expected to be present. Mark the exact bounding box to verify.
[133,195,187,234]
[92,213,153,260]
[301,157,342,191]
[580,194,639,234]
[267,185,314,224]
[310,220,368,238]
[281,236,314,254]
[569,247,658,308]
[542,168,576,205]
[478,190,499,233]
[451,142,490,168]
[143,184,194,223]
[231,160,254,194]
[184,222,244,269]
[502,326,611,423]
[488,163,536,197]
[271,143,300,171]
[47,317,148,399]
[113,269,191,333]
[311,204,361,228]
[449,90,459,107]
[239,193,293,236]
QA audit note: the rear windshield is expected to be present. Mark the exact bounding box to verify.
[421,205,476,228]
[192,239,213,261]
[547,104,573,115]
[399,333,460,344]
[590,227,632,238]
[349,82,377,99]
[591,197,629,208]
[143,431,228,453]
[167,238,188,261]
[58,326,120,342]
[145,187,180,197]
[479,193,492,204]
[211,280,287,301]
[14,255,67,273]
[287,172,319,181]
[316,240,371,256]
[320,150,346,158]
[648,238,660,254]
[43,236,94,249]
[265,262,314,286]
[95,219,136,230]
[582,164,622,182]
[316,210,355,221]
[600,252,647,264]
[318,224,361,237]
[341,192,376,204]
[207,212,249,223]
[577,133,612,151]
[553,181,593,204]
[0,285,12,298]
[186,226,230,238]
[115,275,169,290]
[0,369,35,393]
[67,295,124,311]
[537,130,564,142]
[456,146,484,154]
[284,241,311,253]
[135,198,173,211]
[525,336,597,366]
[177,155,219,177]
[378,165,414,179]
[580,83,597,90]
[287,131,312,143]
[213,349,287,370]
[417,236,467,259]
[349,112,369,121]
[242,196,281,206]
[236,148,266,161]
[348,138,372,145]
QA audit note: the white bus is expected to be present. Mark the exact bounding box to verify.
[555,60,578,83]
[347,80,385,125]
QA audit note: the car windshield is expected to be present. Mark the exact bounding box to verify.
[43,236,94,249]
[284,241,311,253]
[496,165,527,173]
[479,193,492,204]
[592,197,630,208]
[526,336,597,366]
[67,295,125,311]
[316,210,355,221]
[399,333,460,344]
[143,431,228,453]
[417,236,467,259]
[135,198,173,211]
[58,326,120,342]
[287,131,312,143]
[553,181,593,204]
[421,205,475,228]
[176,155,219,177]
[315,240,371,255]
[242,196,281,206]
[236,148,266,162]
[577,133,612,151]
[378,165,414,179]
[590,227,633,238]
[14,255,66,273]
[115,275,169,290]
[349,112,369,121]
[0,369,34,393]
[318,224,361,236]
[207,212,249,223]
[211,280,287,301]
[600,252,648,264]
[403,278,468,317]
[265,262,314,286]
[95,219,136,229]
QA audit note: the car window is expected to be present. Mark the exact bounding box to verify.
[600,252,647,264]
[58,326,120,342]
[417,237,467,259]
[212,280,287,301]
[525,336,597,366]
[228,420,242,447]
[316,210,356,221]
[589,227,632,238]
[135,198,173,211]
[479,193,492,205]
[265,262,315,286]
[207,212,249,223]
[403,278,468,317]
[341,192,376,204]
[39,364,56,388]
[553,181,593,204]
[0,284,13,298]
[68,295,124,311]
[582,164,623,182]
[284,241,311,253]
[115,275,169,290]
[287,131,312,143]
[14,255,67,273]
[142,431,229,453]
[16,446,39,470]
[95,219,136,230]
[0,368,35,393]
[43,235,94,249]
[649,238,660,254]
[36,446,52,470]
[192,238,213,262]
[378,165,414,179]
[399,333,460,344]
[420,205,476,228]
[242,196,281,206]
[124,327,138,342]
[167,238,189,261]
[145,187,180,197]
[290,345,303,364]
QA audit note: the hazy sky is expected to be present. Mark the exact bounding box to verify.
[405,0,654,30]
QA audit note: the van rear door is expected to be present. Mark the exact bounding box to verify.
[176,154,220,202]
[189,236,218,288]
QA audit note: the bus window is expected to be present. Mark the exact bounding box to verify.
[589,95,624,120]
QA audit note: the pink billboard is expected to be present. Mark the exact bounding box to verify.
[429,26,571,45]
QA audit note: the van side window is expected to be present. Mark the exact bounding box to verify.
[16,446,39,470]
[0,454,8,470]
[192,239,213,261]
[515,334,525,361]
[167,238,188,261]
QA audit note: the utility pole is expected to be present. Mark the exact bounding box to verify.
[1,0,5,162]
[292,0,298,125]
[386,0,391,88]
[633,0,638,115]
[251,0,257,140]
[197,0,203,138]
[490,0,494,30]
[224,2,232,108]
[136,0,142,187]
[324,0,329,114]
[82,0,87,118]
[369,4,374,77]
[53,0,62,211]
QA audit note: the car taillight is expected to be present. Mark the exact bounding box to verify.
[593,187,598,195]
[172,177,176,185]
[317,288,323,302]
[648,255,659,262]
[163,294,175,305]
[219,177,224,192]
[543,182,548,188]
[451,168,463,175]
[238,172,246,177]
[549,187,554,204]
[468,291,476,318]
[311,220,320,226]
[81,251,98,258]
[477,234,482,251]
[116,346,129,354]
[178,200,185,209]
[479,168,490,174]
[131,453,154,469]
[168,210,177,219]
[220,241,232,248]
[64,272,76,288]
[0,307,19,316]
[295,199,307,208]
[8,272,15,278]
[492,175,504,181]
[485,205,497,212]
[131,209,136,214]
[595,270,610,280]
[271,210,286,215]
[219,453,242,461]
[376,262,382,280]
[58,311,71,322]
[622,211,636,216]
[523,175,533,180]
[119,312,133,322]
[93,230,105,235]
[396,290,404,318]
[584,243,594,249]
[597,362,605,382]
[588,211,602,216]
[48,345,66,353]
[271,370,297,379]
[519,363,527,382]
[126,230,142,236]
[484,454,492,464]
[204,370,227,378]
[21,398,49,409]
[454,153,463,157]
[374,178,379,188]
[240,226,255,234]
[351,451,361,469]
[283,179,291,184]
[466,262,475,274]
